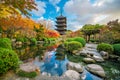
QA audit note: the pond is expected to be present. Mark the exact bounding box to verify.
[13,44,102,79]
[34,50,68,76]
[11,43,120,80]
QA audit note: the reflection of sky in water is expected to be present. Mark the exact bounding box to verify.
[84,69,102,80]
[34,51,68,76]
[34,50,103,80]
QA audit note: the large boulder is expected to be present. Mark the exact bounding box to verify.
[86,64,106,78]
[63,70,80,80]
[92,55,104,62]
[100,51,109,59]
[20,62,40,73]
[67,62,83,73]
[83,58,96,63]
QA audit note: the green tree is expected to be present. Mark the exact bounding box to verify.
[107,19,120,32]
[107,19,120,43]
[81,24,102,42]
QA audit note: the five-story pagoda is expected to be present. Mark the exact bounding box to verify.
[55,14,67,35]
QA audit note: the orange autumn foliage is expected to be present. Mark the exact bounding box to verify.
[0,15,39,31]
[0,15,59,38]
[45,30,60,38]
[47,44,59,51]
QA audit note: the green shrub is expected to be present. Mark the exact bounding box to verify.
[90,39,99,43]
[30,38,37,45]
[17,70,37,78]
[66,38,74,42]
[43,38,49,43]
[23,37,29,42]
[64,41,83,53]
[16,37,24,42]
[113,44,120,56]
[49,38,56,41]
[73,37,86,47]
[0,48,19,74]
[48,38,56,43]
[113,39,120,44]
[90,39,95,42]
[0,38,12,49]
[97,43,113,54]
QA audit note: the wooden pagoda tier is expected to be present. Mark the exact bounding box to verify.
[55,15,67,35]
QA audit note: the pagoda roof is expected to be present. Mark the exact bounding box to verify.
[56,24,66,26]
[56,28,67,31]
[56,15,66,19]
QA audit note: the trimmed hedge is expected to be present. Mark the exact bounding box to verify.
[64,41,83,53]
[97,43,113,54]
[0,48,19,74]
[0,38,12,49]
[73,37,86,47]
[66,37,86,47]
[113,44,120,56]
[66,38,74,42]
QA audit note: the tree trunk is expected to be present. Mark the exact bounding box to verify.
[88,35,90,42]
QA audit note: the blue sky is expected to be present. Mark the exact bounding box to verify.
[31,0,68,20]
[30,0,120,31]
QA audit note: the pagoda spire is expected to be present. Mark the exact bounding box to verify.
[60,9,62,16]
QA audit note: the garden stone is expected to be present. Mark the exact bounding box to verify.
[67,62,83,73]
[86,53,94,58]
[80,52,87,57]
[100,51,109,59]
[16,41,22,45]
[63,70,80,80]
[20,62,40,73]
[92,55,104,62]
[83,58,96,63]
[42,72,51,77]
[86,64,106,78]
[118,57,120,62]
[79,49,87,54]
[72,50,79,54]
[109,54,119,60]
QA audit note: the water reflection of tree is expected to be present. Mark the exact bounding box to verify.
[13,43,59,61]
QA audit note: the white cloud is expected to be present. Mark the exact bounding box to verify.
[31,1,46,17]
[64,0,120,31]
[49,0,61,5]
[49,0,61,13]
[37,17,55,30]
[56,6,60,12]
